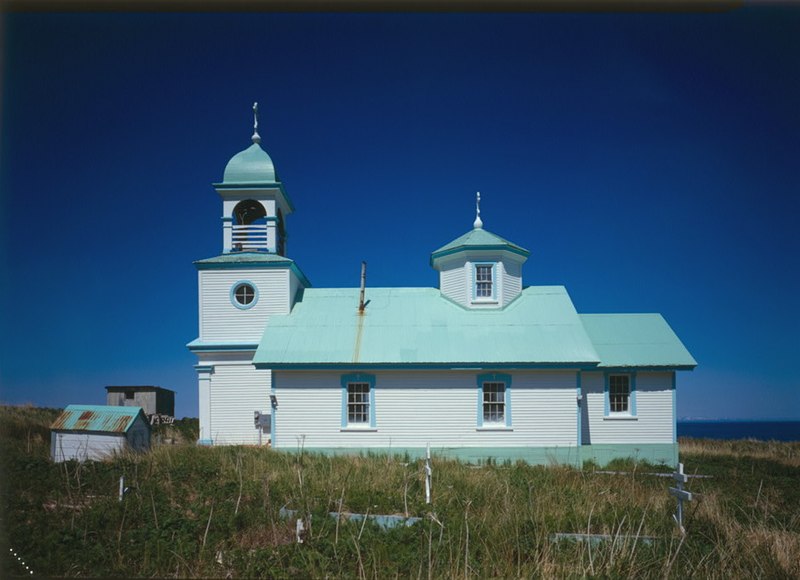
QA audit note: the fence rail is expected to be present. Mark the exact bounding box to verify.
[232,224,268,251]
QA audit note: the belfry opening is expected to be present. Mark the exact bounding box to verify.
[231,199,268,252]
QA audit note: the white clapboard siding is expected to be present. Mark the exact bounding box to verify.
[439,259,468,307]
[501,260,522,305]
[199,269,290,342]
[209,364,272,445]
[52,432,126,462]
[273,370,577,449]
[583,371,674,444]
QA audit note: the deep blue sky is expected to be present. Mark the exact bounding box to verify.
[1,10,798,419]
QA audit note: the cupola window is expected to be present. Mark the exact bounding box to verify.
[472,263,497,301]
[476,265,493,297]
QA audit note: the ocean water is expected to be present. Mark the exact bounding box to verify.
[677,421,800,442]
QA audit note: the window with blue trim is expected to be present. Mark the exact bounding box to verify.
[477,373,512,428]
[347,383,370,424]
[605,373,636,416]
[230,281,258,310]
[609,375,630,413]
[483,382,505,423]
[341,373,376,429]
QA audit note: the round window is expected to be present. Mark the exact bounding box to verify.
[231,282,258,309]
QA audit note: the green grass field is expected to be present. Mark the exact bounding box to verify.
[1,405,798,578]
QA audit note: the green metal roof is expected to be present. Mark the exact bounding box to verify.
[430,227,530,264]
[219,142,278,185]
[579,314,697,369]
[194,252,312,287]
[254,286,600,368]
[51,405,148,433]
[195,252,294,266]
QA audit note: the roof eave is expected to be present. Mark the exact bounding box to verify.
[192,256,312,287]
[187,340,259,353]
[595,364,698,371]
[255,361,601,371]
[430,244,531,266]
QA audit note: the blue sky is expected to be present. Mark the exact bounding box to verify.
[1,10,798,419]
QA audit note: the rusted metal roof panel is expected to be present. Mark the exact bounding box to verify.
[50,405,146,433]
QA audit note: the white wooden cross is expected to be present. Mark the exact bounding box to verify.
[669,462,693,534]
[424,442,432,504]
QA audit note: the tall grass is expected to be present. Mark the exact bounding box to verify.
[1,406,798,578]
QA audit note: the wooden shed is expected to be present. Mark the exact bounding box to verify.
[50,405,151,462]
[105,385,175,417]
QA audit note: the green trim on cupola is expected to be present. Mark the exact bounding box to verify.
[430,227,530,266]
[194,252,312,287]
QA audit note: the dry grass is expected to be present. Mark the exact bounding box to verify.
[680,436,800,467]
[1,406,798,578]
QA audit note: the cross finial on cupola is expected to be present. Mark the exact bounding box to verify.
[251,102,261,144]
[473,191,483,229]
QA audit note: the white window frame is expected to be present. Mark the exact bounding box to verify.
[604,372,637,418]
[472,262,497,302]
[476,373,512,429]
[347,382,370,424]
[340,373,376,429]
[230,280,259,310]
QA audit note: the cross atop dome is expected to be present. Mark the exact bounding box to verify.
[252,102,261,144]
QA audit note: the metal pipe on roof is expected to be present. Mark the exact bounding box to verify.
[359,261,367,312]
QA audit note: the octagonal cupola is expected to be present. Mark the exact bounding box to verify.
[214,103,294,255]
[431,193,530,309]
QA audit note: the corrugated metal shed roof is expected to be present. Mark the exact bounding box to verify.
[254,286,601,368]
[50,405,147,433]
[579,314,697,369]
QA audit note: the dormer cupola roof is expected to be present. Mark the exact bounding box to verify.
[430,193,530,309]
[430,226,530,266]
[430,192,529,266]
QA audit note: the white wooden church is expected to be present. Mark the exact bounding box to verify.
[188,106,696,466]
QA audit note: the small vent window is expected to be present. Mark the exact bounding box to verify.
[235,284,255,305]
[231,281,258,310]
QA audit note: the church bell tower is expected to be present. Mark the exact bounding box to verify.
[215,103,292,256]
[188,103,310,446]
